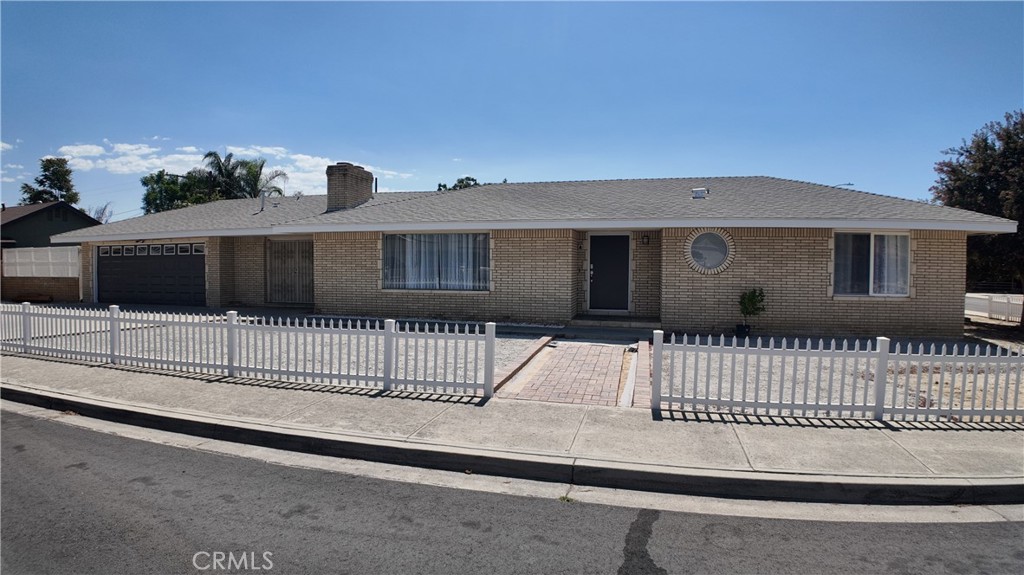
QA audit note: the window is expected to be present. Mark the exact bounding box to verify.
[683,228,735,274]
[834,233,909,296]
[383,233,490,290]
[192,243,205,255]
[690,232,729,270]
[137,245,148,256]
[163,245,175,255]
[111,246,122,256]
[99,246,110,256]
[177,244,191,255]
[123,246,135,256]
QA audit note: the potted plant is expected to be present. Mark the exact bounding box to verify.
[736,288,766,338]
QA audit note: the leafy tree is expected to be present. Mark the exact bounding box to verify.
[931,110,1023,322]
[140,152,290,213]
[436,176,510,191]
[19,157,79,205]
[238,158,288,198]
[140,169,220,214]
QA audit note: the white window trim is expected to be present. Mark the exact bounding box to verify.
[833,230,912,298]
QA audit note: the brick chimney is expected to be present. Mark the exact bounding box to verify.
[326,162,374,211]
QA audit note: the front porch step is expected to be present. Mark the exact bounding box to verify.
[569,315,661,330]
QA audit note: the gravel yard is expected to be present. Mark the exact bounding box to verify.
[2,305,542,396]
[656,336,1023,420]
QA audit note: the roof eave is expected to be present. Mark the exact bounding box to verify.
[50,226,284,244]
[273,217,1019,235]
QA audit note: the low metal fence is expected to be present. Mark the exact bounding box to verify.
[652,332,1023,422]
[0,303,496,397]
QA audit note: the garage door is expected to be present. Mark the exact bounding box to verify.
[96,243,206,306]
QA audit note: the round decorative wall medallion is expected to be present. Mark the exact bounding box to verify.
[684,228,735,274]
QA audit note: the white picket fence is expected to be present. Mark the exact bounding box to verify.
[652,332,1024,422]
[965,293,1023,323]
[0,303,496,397]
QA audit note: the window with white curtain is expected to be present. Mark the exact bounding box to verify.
[834,232,909,296]
[383,233,490,290]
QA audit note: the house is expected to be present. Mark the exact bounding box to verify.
[1,201,101,248]
[51,163,1018,336]
[2,201,101,302]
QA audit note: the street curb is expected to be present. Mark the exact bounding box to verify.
[3,383,1022,505]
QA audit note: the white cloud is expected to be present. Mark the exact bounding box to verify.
[111,143,160,156]
[290,153,334,172]
[227,145,289,159]
[47,139,412,194]
[452,158,463,162]
[4,164,24,169]
[0,141,12,151]
[1,177,15,183]
[149,135,170,141]
[363,164,413,179]
[58,144,106,157]
[67,157,96,171]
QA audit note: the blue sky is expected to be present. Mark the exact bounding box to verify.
[1,1,1021,221]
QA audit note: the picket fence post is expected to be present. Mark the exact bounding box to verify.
[20,302,31,353]
[651,330,664,412]
[226,311,238,377]
[109,305,120,364]
[873,336,891,421]
[483,322,496,398]
[382,319,396,391]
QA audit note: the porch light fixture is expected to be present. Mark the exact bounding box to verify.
[641,234,650,245]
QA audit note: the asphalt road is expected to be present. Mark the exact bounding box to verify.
[2,411,1022,575]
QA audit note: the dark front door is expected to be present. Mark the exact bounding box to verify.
[590,235,629,311]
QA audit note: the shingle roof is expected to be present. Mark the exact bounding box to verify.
[51,192,425,241]
[52,176,1017,242]
[2,202,54,224]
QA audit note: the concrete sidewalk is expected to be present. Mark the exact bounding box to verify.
[1,353,1022,505]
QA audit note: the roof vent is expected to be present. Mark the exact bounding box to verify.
[691,187,709,199]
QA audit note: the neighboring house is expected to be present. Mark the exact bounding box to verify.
[1,201,101,248]
[1,202,100,302]
[51,163,1018,336]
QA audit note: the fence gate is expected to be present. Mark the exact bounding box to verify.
[266,239,314,305]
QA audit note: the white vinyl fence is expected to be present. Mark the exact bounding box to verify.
[2,246,80,277]
[0,303,496,397]
[965,293,1023,323]
[652,332,1023,422]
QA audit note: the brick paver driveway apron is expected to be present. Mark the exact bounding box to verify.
[499,340,628,406]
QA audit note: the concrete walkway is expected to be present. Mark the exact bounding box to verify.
[1,353,1022,504]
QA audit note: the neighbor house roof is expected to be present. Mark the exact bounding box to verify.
[2,201,101,226]
[51,176,1017,243]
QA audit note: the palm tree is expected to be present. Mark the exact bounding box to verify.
[238,158,288,198]
[202,151,244,199]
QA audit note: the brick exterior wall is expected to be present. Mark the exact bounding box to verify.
[206,236,267,307]
[1,277,80,302]
[572,231,587,316]
[631,230,662,317]
[77,226,969,337]
[660,228,966,337]
[313,230,578,323]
